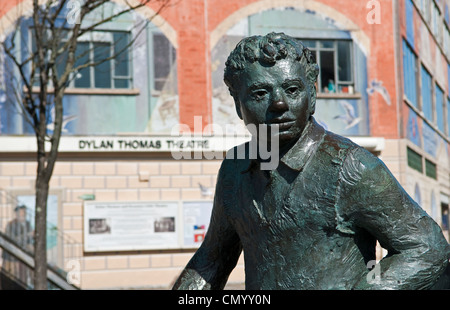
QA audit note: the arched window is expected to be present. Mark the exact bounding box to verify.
[431,191,438,221]
[211,7,369,136]
[414,183,422,206]
[0,1,178,135]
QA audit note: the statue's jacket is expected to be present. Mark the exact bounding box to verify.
[208,117,450,290]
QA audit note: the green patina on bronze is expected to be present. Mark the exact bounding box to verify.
[172,32,450,290]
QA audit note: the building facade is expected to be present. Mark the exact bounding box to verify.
[0,0,448,289]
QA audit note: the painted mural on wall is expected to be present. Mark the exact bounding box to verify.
[0,2,178,136]
[403,0,450,162]
[423,122,439,158]
[211,7,370,137]
[404,104,447,160]
[406,106,422,148]
[367,79,391,106]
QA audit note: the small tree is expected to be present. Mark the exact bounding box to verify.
[1,0,172,289]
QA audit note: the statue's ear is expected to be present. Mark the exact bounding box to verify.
[234,96,243,120]
[306,63,319,116]
[309,84,316,116]
[229,88,243,120]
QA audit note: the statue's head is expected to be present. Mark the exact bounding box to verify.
[224,32,319,145]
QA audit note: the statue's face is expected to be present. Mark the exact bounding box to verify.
[235,58,312,146]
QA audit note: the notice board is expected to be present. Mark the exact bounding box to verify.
[83,200,213,252]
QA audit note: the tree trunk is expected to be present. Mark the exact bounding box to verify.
[32,92,63,290]
[34,169,49,290]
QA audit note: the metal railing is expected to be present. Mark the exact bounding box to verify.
[0,198,81,289]
[0,231,78,289]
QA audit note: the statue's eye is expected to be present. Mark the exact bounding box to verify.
[252,90,268,100]
[286,86,299,94]
[285,85,303,95]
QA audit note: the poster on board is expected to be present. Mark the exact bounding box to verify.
[182,201,213,248]
[83,201,180,252]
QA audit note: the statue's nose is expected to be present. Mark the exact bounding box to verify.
[269,89,288,112]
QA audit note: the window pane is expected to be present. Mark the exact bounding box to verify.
[94,42,111,89]
[74,42,91,88]
[402,40,417,107]
[319,50,336,93]
[113,32,129,78]
[319,40,333,48]
[435,85,444,132]
[301,40,316,48]
[405,0,415,47]
[421,66,432,120]
[114,78,129,89]
[30,30,40,86]
[54,30,70,82]
[55,43,69,82]
[407,147,423,173]
[442,204,449,231]
[310,50,317,63]
[337,41,352,82]
[425,159,437,179]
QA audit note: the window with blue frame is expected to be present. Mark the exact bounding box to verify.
[435,84,444,132]
[31,29,132,89]
[421,65,433,120]
[299,40,354,94]
[402,40,418,107]
[405,0,415,47]
[74,31,131,89]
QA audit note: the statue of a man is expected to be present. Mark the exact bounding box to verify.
[173,32,450,290]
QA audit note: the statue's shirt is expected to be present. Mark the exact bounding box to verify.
[210,118,449,289]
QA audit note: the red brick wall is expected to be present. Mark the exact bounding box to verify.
[1,0,401,138]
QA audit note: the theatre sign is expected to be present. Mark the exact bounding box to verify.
[0,135,251,153]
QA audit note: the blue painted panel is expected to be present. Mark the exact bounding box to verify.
[406,107,421,147]
[423,121,438,157]
[314,98,368,136]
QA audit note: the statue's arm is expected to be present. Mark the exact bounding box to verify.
[172,161,242,290]
[337,147,450,290]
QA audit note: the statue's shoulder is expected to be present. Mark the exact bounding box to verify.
[221,141,253,169]
[317,129,361,166]
[213,143,251,208]
[320,129,385,176]
[322,129,360,152]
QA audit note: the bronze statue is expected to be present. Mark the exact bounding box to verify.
[173,32,450,290]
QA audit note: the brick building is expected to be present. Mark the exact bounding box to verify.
[0,0,449,289]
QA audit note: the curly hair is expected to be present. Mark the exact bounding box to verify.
[223,32,319,106]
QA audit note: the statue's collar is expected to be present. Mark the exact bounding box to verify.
[242,117,325,173]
